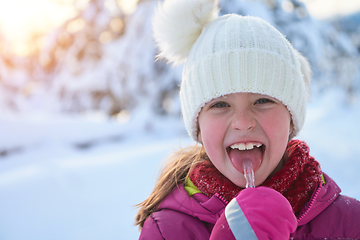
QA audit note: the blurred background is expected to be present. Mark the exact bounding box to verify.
[0,0,359,239]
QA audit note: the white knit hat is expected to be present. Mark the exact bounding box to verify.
[153,0,311,141]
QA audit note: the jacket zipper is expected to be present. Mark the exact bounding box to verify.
[297,181,323,223]
[215,193,229,205]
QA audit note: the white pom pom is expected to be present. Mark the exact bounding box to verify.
[152,0,219,65]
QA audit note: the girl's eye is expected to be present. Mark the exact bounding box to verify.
[211,101,229,108]
[255,98,274,104]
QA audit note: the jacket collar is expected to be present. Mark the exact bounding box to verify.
[297,173,341,226]
[157,172,341,226]
[158,184,226,224]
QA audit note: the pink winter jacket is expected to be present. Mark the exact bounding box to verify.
[139,173,360,239]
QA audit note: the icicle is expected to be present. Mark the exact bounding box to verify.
[243,160,255,188]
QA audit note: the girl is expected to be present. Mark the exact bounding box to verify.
[136,0,360,239]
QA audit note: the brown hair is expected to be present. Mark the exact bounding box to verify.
[134,144,208,229]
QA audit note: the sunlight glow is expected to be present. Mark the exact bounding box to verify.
[117,0,138,15]
[0,0,137,56]
[0,0,77,56]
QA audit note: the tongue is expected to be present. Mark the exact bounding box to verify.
[229,148,262,174]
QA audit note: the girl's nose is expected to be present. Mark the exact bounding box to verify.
[231,110,256,132]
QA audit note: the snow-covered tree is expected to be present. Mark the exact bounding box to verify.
[36,0,126,114]
[331,12,360,97]
[0,0,359,117]
[39,0,182,118]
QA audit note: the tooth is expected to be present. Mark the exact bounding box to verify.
[230,143,238,149]
[246,143,254,150]
[231,143,262,150]
[238,143,246,150]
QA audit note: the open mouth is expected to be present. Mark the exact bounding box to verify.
[226,142,265,174]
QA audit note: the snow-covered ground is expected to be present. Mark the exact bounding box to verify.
[0,88,359,240]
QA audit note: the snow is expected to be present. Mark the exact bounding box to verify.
[0,88,359,240]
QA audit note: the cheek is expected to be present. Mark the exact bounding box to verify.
[260,110,292,138]
[198,115,226,147]
[200,122,222,145]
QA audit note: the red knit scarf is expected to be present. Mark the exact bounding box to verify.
[189,140,322,216]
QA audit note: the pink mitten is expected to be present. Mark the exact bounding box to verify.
[210,187,297,240]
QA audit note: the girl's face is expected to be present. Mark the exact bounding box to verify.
[198,92,292,187]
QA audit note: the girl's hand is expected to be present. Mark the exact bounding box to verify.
[210,187,297,240]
